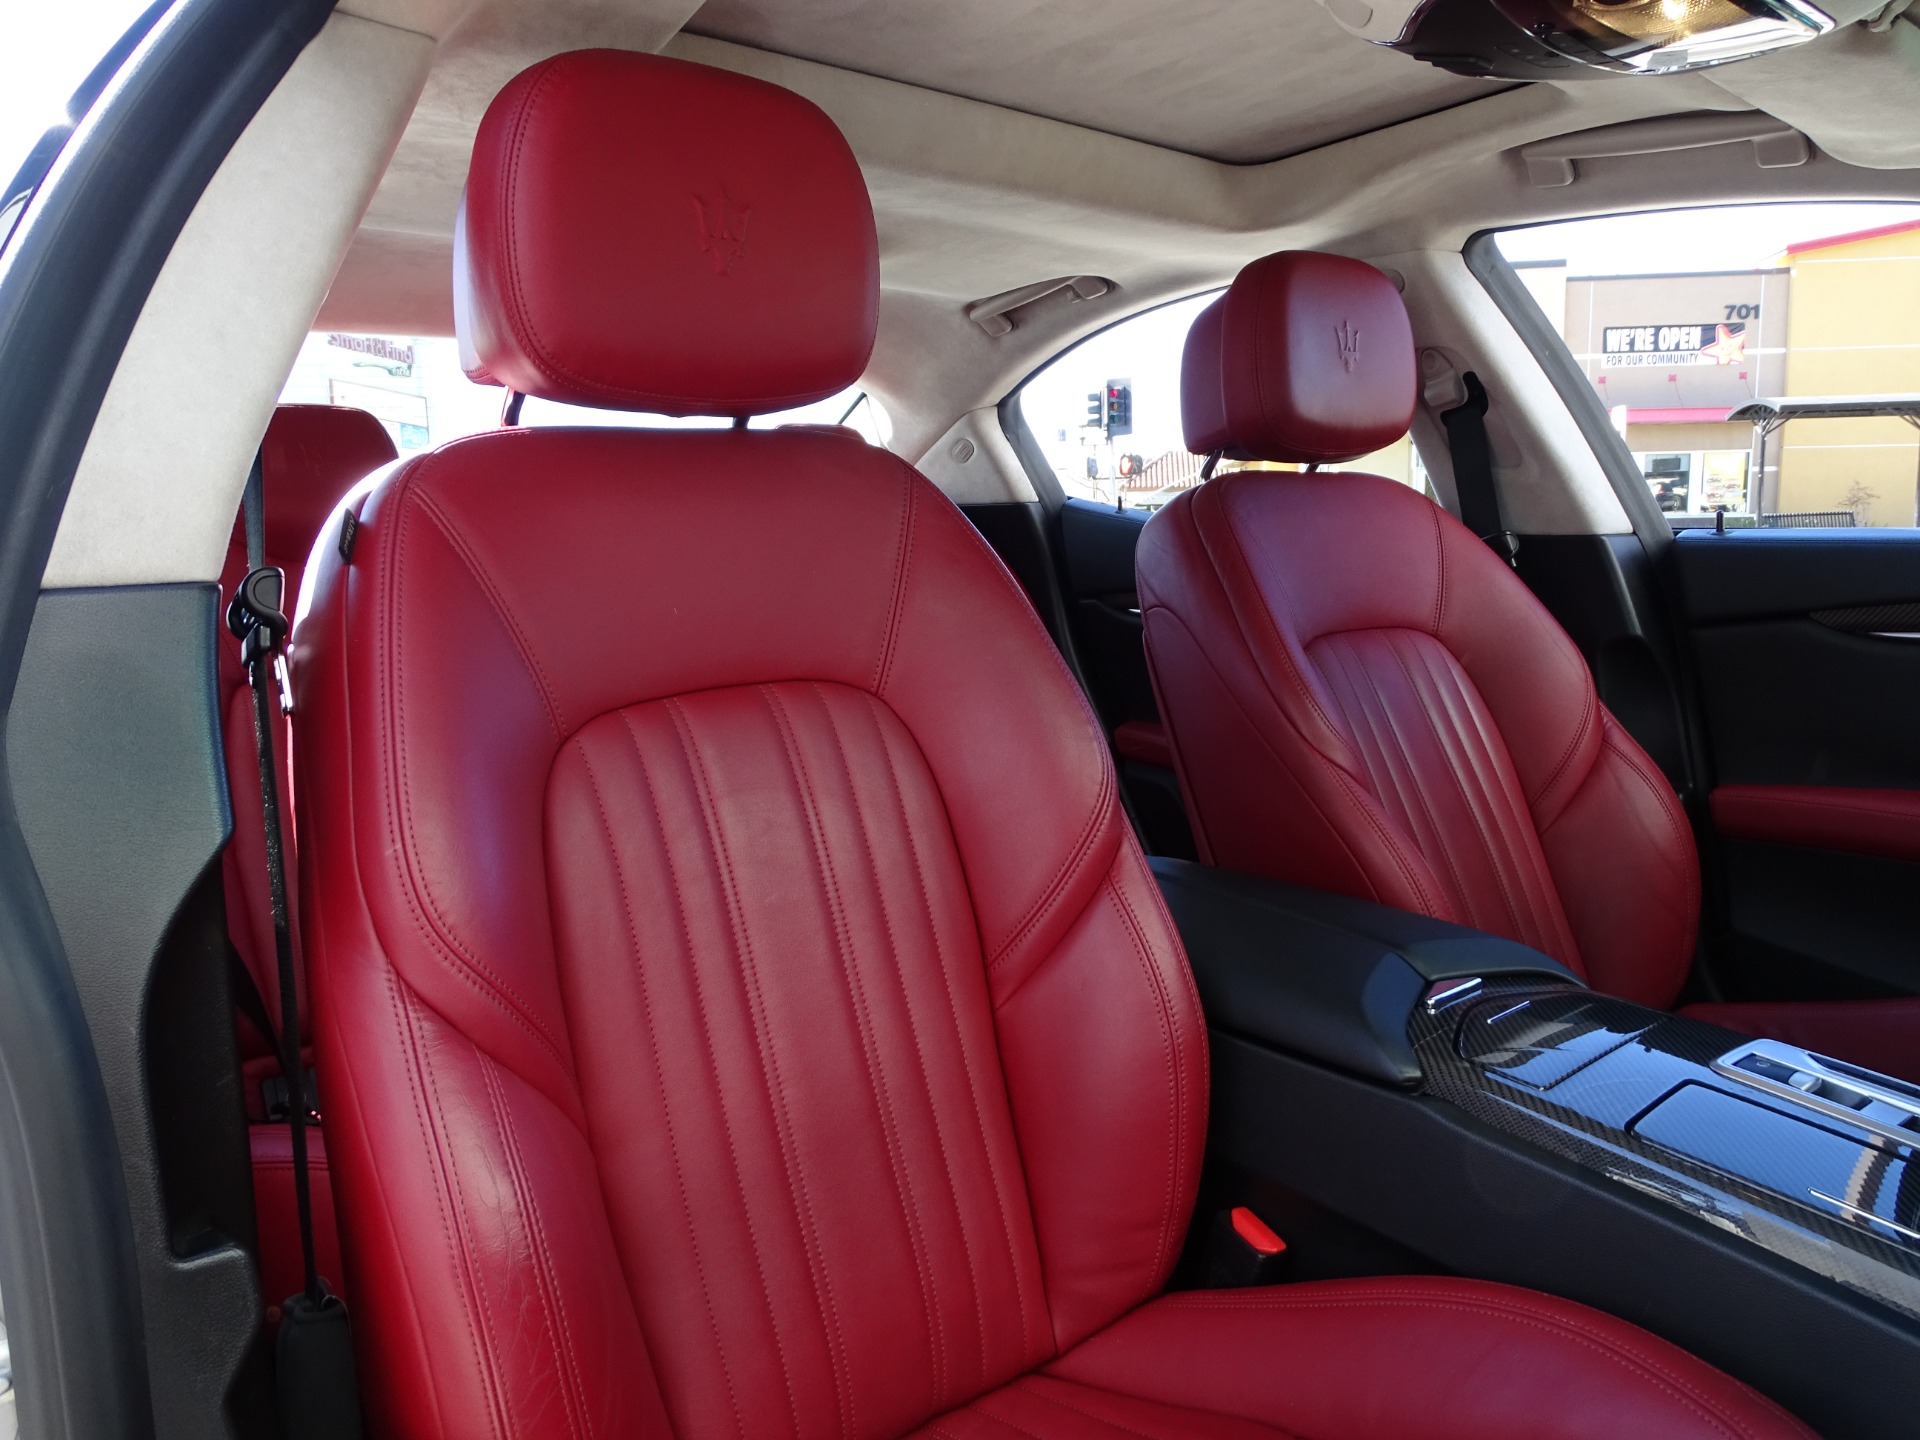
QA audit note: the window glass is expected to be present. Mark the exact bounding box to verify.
[0,1,161,255]
[277,332,889,452]
[1495,202,1920,529]
[1014,291,1426,509]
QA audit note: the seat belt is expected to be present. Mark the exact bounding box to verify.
[1440,371,1520,568]
[228,453,365,1440]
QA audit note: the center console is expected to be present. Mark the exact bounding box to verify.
[1152,857,1920,1440]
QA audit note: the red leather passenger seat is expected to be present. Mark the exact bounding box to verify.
[221,402,396,1313]
[290,53,1812,1438]
[1139,250,1920,1083]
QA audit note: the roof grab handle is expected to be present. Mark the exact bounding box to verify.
[966,275,1112,337]
[1517,112,1810,188]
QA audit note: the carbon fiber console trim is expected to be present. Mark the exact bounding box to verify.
[1415,979,1920,1321]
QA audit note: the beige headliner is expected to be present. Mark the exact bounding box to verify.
[684,0,1506,164]
[287,3,1913,470]
[322,0,1920,460]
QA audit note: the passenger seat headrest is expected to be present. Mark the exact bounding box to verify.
[1180,296,1235,457]
[1205,251,1416,464]
[259,405,397,566]
[456,49,880,417]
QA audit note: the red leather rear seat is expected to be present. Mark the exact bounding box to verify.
[287,52,1813,1439]
[220,402,395,1315]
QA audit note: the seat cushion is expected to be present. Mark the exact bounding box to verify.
[919,1280,1813,1440]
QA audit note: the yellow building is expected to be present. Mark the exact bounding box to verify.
[1774,220,1920,527]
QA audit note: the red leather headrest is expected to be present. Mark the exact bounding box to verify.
[1180,296,1233,455]
[259,405,397,567]
[456,50,879,417]
[1216,251,1415,464]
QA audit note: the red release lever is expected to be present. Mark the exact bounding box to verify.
[1230,1206,1286,1256]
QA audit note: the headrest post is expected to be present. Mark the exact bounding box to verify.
[500,391,525,428]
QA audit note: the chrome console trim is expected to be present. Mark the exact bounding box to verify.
[1713,1039,1920,1153]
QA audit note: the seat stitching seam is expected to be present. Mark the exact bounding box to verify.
[385,491,571,1075]
[1157,610,1444,915]
[1020,1379,1301,1440]
[410,489,567,737]
[1147,1295,1771,1440]
[874,465,918,697]
[985,759,1115,975]
[816,684,993,1388]
[400,986,516,1440]
[1198,482,1349,746]
[387,966,507,1439]
[865,693,1046,1365]
[479,1055,588,1440]
[1103,876,1182,1284]
[1387,632,1540,945]
[582,730,757,1439]
[664,697,860,1440]
[1321,634,1477,919]
[764,684,949,1404]
[1402,632,1571,953]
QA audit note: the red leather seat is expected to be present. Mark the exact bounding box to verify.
[221,402,396,1313]
[288,52,1811,1439]
[1138,249,1920,1083]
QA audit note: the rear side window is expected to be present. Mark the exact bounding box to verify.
[276,332,889,452]
[1013,290,1426,509]
[1494,202,1920,529]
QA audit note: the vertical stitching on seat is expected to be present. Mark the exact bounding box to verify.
[984,756,1115,975]
[1018,1379,1303,1440]
[874,467,919,698]
[1102,875,1182,1284]
[479,1056,589,1440]
[665,697,860,1440]
[398,986,516,1439]
[385,488,572,1076]
[1383,631,1536,942]
[763,684,949,1406]
[410,490,568,739]
[864,694,1049,1368]
[386,966,508,1439]
[814,684,994,1389]
[1319,634,1476,912]
[582,731,757,1440]
[1397,633,1573,958]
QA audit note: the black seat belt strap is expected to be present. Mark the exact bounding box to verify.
[1440,371,1520,568]
[228,452,364,1439]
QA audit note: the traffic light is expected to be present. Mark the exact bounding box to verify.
[1085,391,1105,429]
[1105,378,1132,438]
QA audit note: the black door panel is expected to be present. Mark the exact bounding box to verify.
[1672,529,1920,1000]
[1056,498,1194,858]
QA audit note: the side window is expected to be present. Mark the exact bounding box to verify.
[1495,202,1920,529]
[276,332,890,451]
[1014,290,1427,509]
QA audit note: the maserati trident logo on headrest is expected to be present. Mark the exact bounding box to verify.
[1334,319,1361,373]
[694,192,751,276]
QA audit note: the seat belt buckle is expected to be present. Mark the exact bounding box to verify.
[227,566,296,713]
[1206,1206,1289,1288]
[263,1066,321,1125]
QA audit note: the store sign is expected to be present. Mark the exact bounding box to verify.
[1601,322,1746,369]
[326,333,415,368]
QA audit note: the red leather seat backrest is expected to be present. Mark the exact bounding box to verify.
[221,404,396,1059]
[1137,252,1698,1007]
[293,50,1204,1439]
